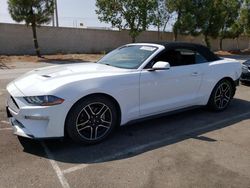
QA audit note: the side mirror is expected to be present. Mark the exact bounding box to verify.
[150,61,170,71]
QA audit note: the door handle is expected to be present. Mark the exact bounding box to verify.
[191,72,199,76]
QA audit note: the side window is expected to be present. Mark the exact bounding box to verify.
[176,49,196,66]
[152,48,207,67]
[195,53,207,64]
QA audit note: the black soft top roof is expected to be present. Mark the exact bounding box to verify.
[155,42,220,62]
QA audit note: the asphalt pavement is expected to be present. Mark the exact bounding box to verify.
[0,61,250,188]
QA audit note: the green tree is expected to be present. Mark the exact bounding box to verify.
[239,0,250,48]
[168,0,227,48]
[228,22,244,49]
[8,0,54,57]
[218,0,241,50]
[193,0,226,48]
[240,0,250,34]
[96,0,157,42]
[166,0,195,41]
[153,0,172,40]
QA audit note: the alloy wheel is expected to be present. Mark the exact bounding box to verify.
[76,102,112,141]
[214,82,231,109]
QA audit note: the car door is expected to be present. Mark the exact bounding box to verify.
[139,48,205,116]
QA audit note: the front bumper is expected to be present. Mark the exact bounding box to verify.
[6,84,71,139]
[6,107,32,138]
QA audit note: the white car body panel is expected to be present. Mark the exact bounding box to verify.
[6,43,242,139]
[140,64,203,116]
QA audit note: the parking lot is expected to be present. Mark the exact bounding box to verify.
[0,60,250,188]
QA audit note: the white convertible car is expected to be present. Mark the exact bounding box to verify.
[6,42,242,144]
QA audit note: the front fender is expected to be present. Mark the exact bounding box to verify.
[54,73,140,125]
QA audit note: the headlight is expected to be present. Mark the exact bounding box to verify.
[24,95,64,106]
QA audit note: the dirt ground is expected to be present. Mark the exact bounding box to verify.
[0,54,104,64]
[215,49,250,56]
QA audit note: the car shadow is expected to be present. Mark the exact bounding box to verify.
[19,98,250,164]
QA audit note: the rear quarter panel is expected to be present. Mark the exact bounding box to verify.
[197,58,242,105]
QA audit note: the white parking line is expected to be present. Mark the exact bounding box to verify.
[62,111,250,174]
[63,164,89,174]
[0,128,12,131]
[0,89,6,95]
[41,142,70,188]
[1,120,9,125]
[0,68,34,79]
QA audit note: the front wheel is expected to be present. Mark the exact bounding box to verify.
[65,96,118,144]
[207,79,234,111]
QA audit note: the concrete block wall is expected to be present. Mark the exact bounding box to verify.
[0,23,249,55]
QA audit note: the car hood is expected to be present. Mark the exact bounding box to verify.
[24,62,128,77]
[11,62,132,96]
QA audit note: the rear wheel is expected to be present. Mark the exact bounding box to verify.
[207,79,234,111]
[66,96,118,144]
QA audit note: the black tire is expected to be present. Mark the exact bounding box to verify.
[207,79,234,111]
[65,96,118,144]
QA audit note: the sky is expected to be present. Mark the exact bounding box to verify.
[0,0,172,30]
[0,0,111,28]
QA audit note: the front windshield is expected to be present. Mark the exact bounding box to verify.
[98,45,158,69]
